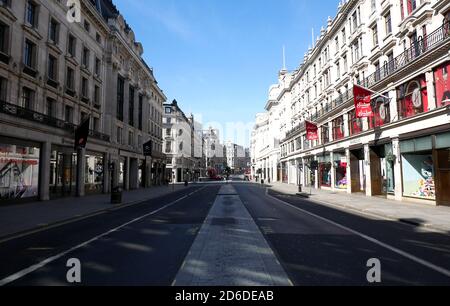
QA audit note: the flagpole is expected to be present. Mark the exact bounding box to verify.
[354,84,391,101]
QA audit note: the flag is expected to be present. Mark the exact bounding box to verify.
[353,84,373,118]
[74,118,90,149]
[143,140,153,156]
[305,121,319,140]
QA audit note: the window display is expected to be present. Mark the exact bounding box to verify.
[319,163,331,187]
[397,76,428,119]
[0,143,40,200]
[85,153,104,194]
[402,153,435,199]
[434,61,450,108]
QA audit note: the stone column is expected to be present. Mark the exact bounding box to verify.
[39,141,51,201]
[343,112,350,137]
[425,70,437,111]
[364,144,372,197]
[103,153,110,194]
[125,156,130,190]
[330,152,336,191]
[328,120,333,142]
[314,156,319,189]
[392,137,403,201]
[346,148,352,194]
[76,148,86,197]
[388,87,399,122]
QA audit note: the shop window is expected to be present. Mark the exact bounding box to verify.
[397,76,428,119]
[85,154,104,194]
[0,143,40,201]
[434,62,450,108]
[334,153,347,190]
[348,109,363,136]
[332,116,344,140]
[321,125,329,144]
[319,162,332,187]
[401,153,435,200]
[369,96,391,129]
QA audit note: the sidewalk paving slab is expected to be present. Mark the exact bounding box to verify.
[267,182,450,233]
[0,184,189,240]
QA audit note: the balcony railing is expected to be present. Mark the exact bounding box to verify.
[363,21,450,88]
[0,100,110,142]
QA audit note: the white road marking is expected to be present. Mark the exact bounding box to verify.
[265,189,450,279]
[0,187,206,286]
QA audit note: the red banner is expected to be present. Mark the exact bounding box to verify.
[306,121,319,141]
[353,84,373,118]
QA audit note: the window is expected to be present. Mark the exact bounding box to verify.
[81,77,88,98]
[385,12,392,35]
[336,62,340,80]
[372,25,379,46]
[21,87,34,110]
[138,95,143,130]
[0,21,9,56]
[49,18,59,44]
[65,105,73,123]
[117,76,124,121]
[95,32,101,44]
[129,86,135,126]
[0,0,11,7]
[371,0,376,12]
[82,47,90,69]
[352,11,358,32]
[0,77,7,101]
[68,34,76,57]
[335,36,339,52]
[321,125,329,144]
[166,128,171,136]
[407,0,417,15]
[66,67,74,90]
[397,76,428,119]
[84,20,90,32]
[47,54,57,81]
[165,107,171,114]
[95,57,101,76]
[24,39,36,69]
[128,131,134,146]
[46,98,55,117]
[369,95,391,128]
[93,117,100,131]
[117,126,123,144]
[26,1,38,28]
[343,54,348,73]
[348,109,363,136]
[165,141,172,153]
[342,28,346,45]
[332,116,345,140]
[94,85,100,107]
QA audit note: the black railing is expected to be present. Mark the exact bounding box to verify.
[0,100,110,142]
[364,21,450,88]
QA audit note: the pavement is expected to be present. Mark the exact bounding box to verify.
[0,184,190,240]
[267,182,450,233]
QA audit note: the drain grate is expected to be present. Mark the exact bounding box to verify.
[210,218,236,226]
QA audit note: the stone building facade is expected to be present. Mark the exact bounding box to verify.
[0,0,166,203]
[252,0,450,206]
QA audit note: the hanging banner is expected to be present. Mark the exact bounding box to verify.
[306,121,319,141]
[353,84,373,118]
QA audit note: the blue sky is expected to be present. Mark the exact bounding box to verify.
[114,0,340,146]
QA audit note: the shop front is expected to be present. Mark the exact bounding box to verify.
[401,131,450,206]
[84,152,104,195]
[400,136,435,202]
[317,154,331,188]
[281,162,288,183]
[436,132,450,206]
[50,146,77,198]
[333,152,348,190]
[0,137,40,203]
[369,143,395,197]
[350,148,366,193]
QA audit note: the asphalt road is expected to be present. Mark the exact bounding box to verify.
[0,185,219,286]
[1,182,449,286]
[234,183,450,286]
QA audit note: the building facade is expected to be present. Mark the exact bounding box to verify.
[0,0,166,203]
[253,0,450,206]
[203,127,227,174]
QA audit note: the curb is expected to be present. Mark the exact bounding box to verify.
[0,186,194,244]
[268,187,449,235]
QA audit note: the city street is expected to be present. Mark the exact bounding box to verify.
[1,182,449,286]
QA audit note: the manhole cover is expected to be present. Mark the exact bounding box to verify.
[211,218,236,226]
